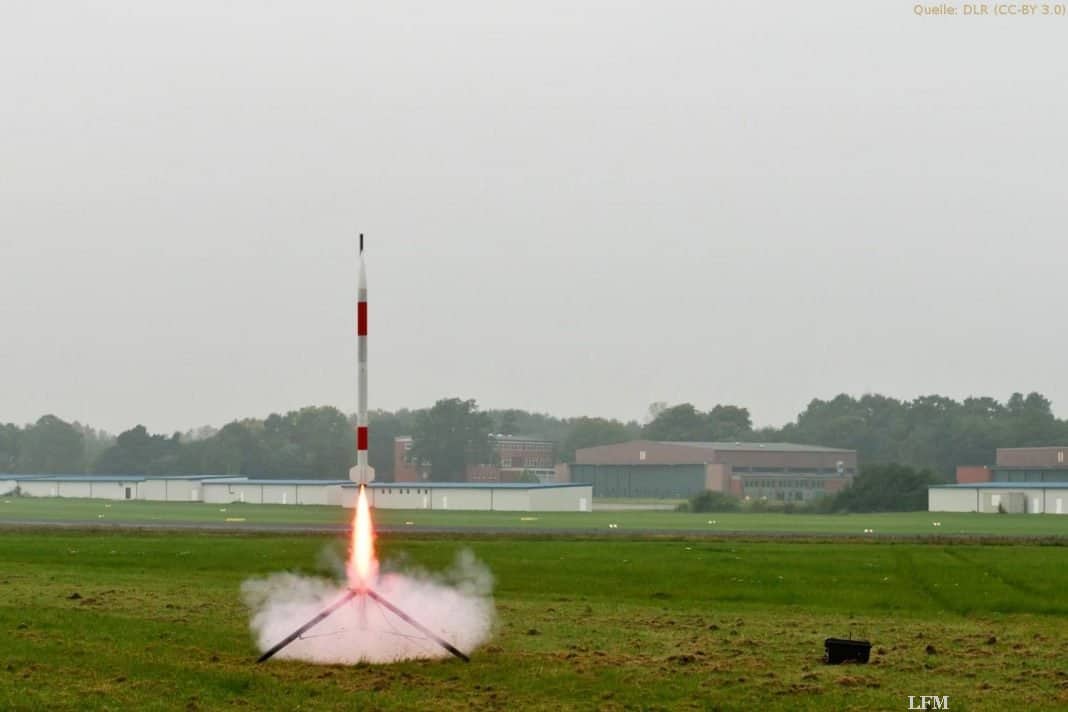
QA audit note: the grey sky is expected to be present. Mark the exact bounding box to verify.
[2,2,1066,435]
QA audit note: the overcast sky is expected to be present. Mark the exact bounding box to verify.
[2,2,1066,435]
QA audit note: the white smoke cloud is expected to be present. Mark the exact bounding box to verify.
[243,550,495,664]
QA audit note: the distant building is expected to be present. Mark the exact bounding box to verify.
[929,483,1068,514]
[393,434,557,484]
[393,437,420,482]
[1,474,347,506]
[934,446,1068,514]
[955,446,1068,484]
[340,481,591,512]
[1,473,592,512]
[201,478,348,506]
[565,440,857,500]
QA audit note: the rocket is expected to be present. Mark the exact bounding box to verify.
[349,234,375,484]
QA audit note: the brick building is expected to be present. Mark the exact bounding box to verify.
[955,446,1068,484]
[566,440,857,500]
[393,434,556,483]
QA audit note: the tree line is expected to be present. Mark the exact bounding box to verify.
[1,391,1065,482]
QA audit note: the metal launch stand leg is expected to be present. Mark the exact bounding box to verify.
[255,587,470,664]
[255,589,361,663]
[364,588,470,662]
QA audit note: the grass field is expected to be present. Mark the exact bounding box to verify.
[3,496,1068,538]
[1,528,1066,710]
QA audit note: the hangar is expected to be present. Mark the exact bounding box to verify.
[929,483,1068,514]
[944,446,1068,514]
[342,482,593,512]
[140,475,238,502]
[568,440,857,500]
[2,474,592,512]
[10,475,145,500]
[200,478,348,506]
[4,474,347,506]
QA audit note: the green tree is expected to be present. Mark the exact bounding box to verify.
[285,407,352,476]
[0,423,20,473]
[645,401,669,423]
[830,463,936,512]
[643,403,754,442]
[1005,392,1059,446]
[92,425,179,475]
[898,395,959,477]
[256,407,352,477]
[198,421,268,475]
[259,413,305,474]
[483,409,571,445]
[643,403,707,441]
[409,398,492,481]
[75,424,115,472]
[948,397,1006,469]
[17,415,85,473]
[496,409,522,436]
[678,491,741,513]
[706,405,752,441]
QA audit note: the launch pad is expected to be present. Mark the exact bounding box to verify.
[255,585,470,664]
[255,479,471,665]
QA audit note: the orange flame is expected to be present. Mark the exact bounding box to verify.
[349,484,377,587]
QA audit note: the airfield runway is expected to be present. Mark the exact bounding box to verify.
[1,517,1062,543]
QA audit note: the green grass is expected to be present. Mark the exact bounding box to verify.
[2,496,1068,538]
[1,529,1066,710]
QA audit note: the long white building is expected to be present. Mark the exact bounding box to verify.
[2,474,593,513]
[8,475,146,500]
[929,483,1068,514]
[201,478,348,506]
[342,482,593,512]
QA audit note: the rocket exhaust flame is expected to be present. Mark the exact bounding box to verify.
[349,485,377,587]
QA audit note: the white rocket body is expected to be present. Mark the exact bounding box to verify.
[349,238,375,484]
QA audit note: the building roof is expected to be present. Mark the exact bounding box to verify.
[9,475,373,486]
[13,475,146,483]
[147,475,243,481]
[202,478,350,486]
[13,474,249,482]
[342,482,590,490]
[394,434,552,444]
[665,441,854,453]
[930,483,1068,490]
[491,434,552,443]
